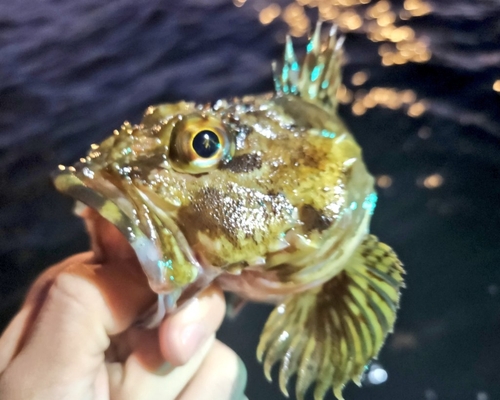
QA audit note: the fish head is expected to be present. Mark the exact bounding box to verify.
[53,21,377,302]
[54,94,374,299]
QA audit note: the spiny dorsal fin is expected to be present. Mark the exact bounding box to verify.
[273,21,345,112]
[257,234,405,400]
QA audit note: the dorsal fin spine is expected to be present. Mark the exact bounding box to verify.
[284,35,299,95]
[273,21,344,112]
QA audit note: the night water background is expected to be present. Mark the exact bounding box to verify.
[1,0,499,399]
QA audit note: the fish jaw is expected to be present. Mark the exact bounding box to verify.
[53,167,204,299]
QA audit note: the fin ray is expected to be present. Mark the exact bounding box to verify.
[279,333,306,395]
[296,334,319,400]
[258,234,405,400]
[274,21,344,111]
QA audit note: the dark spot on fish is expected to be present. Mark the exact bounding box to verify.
[220,153,262,173]
[177,187,240,250]
[272,262,300,280]
[299,204,332,232]
[290,144,327,169]
[177,186,291,266]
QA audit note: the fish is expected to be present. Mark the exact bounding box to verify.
[53,22,405,400]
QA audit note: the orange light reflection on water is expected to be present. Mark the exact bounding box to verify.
[234,0,434,118]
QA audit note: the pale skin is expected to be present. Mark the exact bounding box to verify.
[0,210,247,400]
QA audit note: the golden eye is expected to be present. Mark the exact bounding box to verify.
[168,114,234,173]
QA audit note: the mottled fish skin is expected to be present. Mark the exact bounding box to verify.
[54,22,404,400]
[55,92,374,292]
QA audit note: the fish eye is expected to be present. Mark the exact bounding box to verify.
[168,114,234,173]
[192,130,221,158]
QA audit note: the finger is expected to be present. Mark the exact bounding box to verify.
[81,207,138,265]
[176,341,247,400]
[6,209,153,347]
[0,215,157,398]
[108,335,216,400]
[75,208,157,333]
[119,284,226,373]
[0,268,137,399]
[0,252,92,373]
[159,285,226,366]
[0,309,30,373]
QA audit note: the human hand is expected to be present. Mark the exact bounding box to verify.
[0,210,247,400]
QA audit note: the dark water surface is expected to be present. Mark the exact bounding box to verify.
[1,1,499,399]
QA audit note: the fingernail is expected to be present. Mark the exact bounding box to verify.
[180,322,208,362]
[155,361,173,375]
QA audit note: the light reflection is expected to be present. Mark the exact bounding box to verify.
[493,80,500,92]
[237,0,433,116]
[259,4,281,25]
[418,126,431,139]
[338,10,363,31]
[366,363,388,385]
[401,89,417,103]
[404,0,432,16]
[367,0,390,18]
[368,367,388,384]
[377,11,396,27]
[352,101,366,115]
[390,332,418,349]
[337,84,353,104]
[248,0,433,67]
[423,173,444,189]
[408,101,426,117]
[349,87,422,114]
[487,285,498,296]
[377,175,393,188]
[399,9,411,20]
[351,71,369,86]
[244,0,434,67]
[319,4,340,20]
[233,0,246,7]
[242,0,434,69]
[283,3,309,37]
[477,392,489,400]
[424,389,438,400]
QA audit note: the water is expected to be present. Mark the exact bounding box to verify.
[1,0,499,399]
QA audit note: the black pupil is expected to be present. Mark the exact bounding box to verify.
[192,130,221,158]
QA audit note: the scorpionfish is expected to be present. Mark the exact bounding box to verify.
[54,22,405,400]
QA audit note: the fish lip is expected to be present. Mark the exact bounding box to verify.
[53,166,203,295]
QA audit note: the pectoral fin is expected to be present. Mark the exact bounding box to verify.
[257,234,405,400]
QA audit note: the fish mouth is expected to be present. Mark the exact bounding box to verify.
[53,165,211,301]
